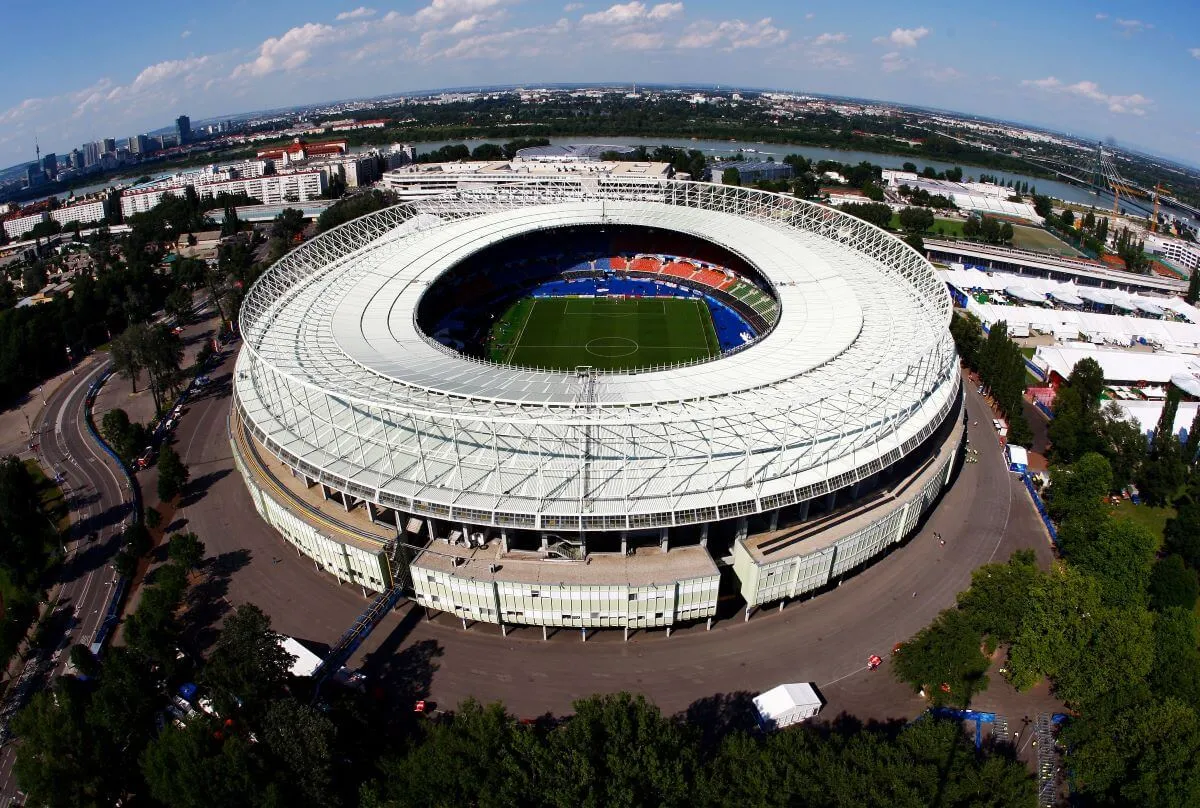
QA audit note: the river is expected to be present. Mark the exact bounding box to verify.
[393,134,1146,214]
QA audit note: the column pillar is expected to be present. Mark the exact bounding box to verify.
[624,626,629,642]
[744,605,751,622]
[542,625,548,641]
[659,527,669,554]
[365,501,376,524]
[426,517,437,543]
[500,529,509,554]
[798,500,810,521]
[736,517,748,541]
[320,484,331,501]
[706,617,712,630]
[769,510,780,531]
[340,491,352,512]
[824,491,836,512]
[700,523,709,547]
[581,627,587,642]
[540,534,549,553]
[620,532,628,556]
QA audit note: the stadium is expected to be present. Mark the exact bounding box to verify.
[231,178,965,633]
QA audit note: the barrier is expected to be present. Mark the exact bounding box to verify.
[82,364,142,654]
[1021,471,1058,547]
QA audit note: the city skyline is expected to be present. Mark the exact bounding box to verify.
[0,0,1197,168]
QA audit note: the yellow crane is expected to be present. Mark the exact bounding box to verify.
[1150,182,1170,233]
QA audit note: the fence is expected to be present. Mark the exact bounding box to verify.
[82,365,142,654]
[1021,471,1058,547]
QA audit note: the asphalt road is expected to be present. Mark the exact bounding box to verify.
[0,358,134,806]
[173,350,1054,721]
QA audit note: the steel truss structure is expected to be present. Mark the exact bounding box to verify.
[235,179,958,533]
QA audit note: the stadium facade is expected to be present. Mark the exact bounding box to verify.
[232,178,964,630]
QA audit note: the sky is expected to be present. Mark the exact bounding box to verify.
[1,0,1198,168]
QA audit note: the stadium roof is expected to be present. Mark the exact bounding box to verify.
[235,180,957,528]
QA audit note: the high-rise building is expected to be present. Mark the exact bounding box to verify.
[70,149,84,170]
[82,141,101,166]
[41,153,57,180]
[128,134,150,154]
[175,115,191,145]
[101,138,116,154]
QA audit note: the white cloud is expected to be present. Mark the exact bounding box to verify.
[1115,17,1152,32]
[581,2,682,26]
[433,19,568,60]
[181,29,192,39]
[232,23,344,78]
[812,32,846,46]
[925,66,963,82]
[411,0,509,28]
[0,97,47,126]
[874,26,929,48]
[1022,76,1152,116]
[805,12,815,20]
[678,18,787,50]
[616,31,666,49]
[1095,12,1108,20]
[336,6,376,20]
[564,1,583,9]
[880,51,910,72]
[1191,47,1200,59]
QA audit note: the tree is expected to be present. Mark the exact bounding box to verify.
[1188,270,1200,305]
[1063,518,1155,610]
[1149,608,1200,705]
[839,202,892,229]
[100,408,142,463]
[202,604,294,716]
[720,167,741,186]
[270,207,306,245]
[109,326,144,394]
[892,608,990,706]
[897,206,934,234]
[999,221,1014,243]
[1149,555,1198,612]
[957,550,1041,641]
[140,720,272,808]
[541,693,695,808]
[219,205,241,237]
[167,531,206,570]
[157,443,189,502]
[1061,209,1075,228]
[12,681,115,807]
[903,233,924,253]
[259,699,338,805]
[1061,687,1200,807]
[164,287,194,323]
[1165,500,1200,567]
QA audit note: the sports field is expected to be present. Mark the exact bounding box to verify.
[490,296,721,371]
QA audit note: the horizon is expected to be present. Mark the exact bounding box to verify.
[0,0,1197,168]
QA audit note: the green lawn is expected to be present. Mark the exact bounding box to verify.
[490,296,720,371]
[888,214,965,237]
[1010,225,1084,257]
[24,458,69,535]
[1108,499,1175,549]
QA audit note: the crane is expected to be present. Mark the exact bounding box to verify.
[1151,182,1170,233]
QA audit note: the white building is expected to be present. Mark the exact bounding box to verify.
[1147,233,1200,274]
[753,683,823,729]
[51,198,108,227]
[121,169,327,217]
[379,159,672,201]
[3,211,49,239]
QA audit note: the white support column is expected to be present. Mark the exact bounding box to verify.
[500,528,509,553]
[769,510,780,531]
[744,605,751,622]
[659,527,669,554]
[700,523,709,547]
[340,491,352,512]
[542,625,548,641]
[580,627,587,642]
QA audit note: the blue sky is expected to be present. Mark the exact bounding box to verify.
[1,0,1197,167]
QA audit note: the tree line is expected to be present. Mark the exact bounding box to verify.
[949,313,1033,446]
[13,533,1036,807]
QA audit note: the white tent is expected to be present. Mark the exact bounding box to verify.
[1004,285,1044,304]
[279,636,323,678]
[1050,290,1084,306]
[753,683,823,729]
[1007,445,1029,472]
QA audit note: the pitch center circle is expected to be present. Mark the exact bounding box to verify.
[585,337,639,357]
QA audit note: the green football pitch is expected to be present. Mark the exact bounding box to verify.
[489,296,721,371]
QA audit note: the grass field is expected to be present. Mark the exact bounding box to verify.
[490,296,720,371]
[1109,499,1175,550]
[1010,225,1084,257]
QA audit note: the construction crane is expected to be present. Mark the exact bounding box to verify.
[1151,182,1170,233]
